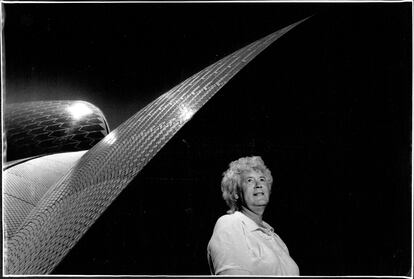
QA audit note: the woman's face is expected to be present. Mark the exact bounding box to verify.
[239,169,270,210]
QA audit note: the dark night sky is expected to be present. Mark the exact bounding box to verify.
[3,2,412,276]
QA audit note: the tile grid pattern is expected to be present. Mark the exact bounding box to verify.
[5,19,305,274]
[5,100,110,161]
[4,151,87,240]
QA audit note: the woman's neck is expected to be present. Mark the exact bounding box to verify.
[240,206,265,226]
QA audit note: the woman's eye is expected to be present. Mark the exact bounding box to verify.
[247,178,253,183]
[260,177,266,182]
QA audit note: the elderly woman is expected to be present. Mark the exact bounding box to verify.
[207,156,299,275]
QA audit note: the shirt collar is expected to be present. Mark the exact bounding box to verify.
[234,211,274,233]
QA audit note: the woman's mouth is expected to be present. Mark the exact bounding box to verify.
[253,192,264,196]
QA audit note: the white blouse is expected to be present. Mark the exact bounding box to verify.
[207,211,300,275]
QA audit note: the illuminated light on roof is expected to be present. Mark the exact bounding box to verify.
[178,104,195,122]
[67,102,93,120]
[103,131,118,146]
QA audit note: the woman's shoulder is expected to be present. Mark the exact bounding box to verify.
[214,211,243,230]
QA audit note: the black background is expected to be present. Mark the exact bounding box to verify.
[4,2,412,276]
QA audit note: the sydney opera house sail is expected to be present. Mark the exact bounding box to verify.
[4,18,308,274]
